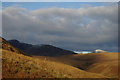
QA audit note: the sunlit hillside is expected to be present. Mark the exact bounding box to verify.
[2,49,107,78]
[34,52,119,78]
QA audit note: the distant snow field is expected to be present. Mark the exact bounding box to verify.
[74,49,108,54]
[74,51,92,54]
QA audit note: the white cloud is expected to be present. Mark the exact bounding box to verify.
[2,5,118,51]
[2,0,119,2]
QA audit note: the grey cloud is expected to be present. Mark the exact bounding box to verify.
[2,5,118,51]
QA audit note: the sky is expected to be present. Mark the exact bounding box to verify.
[2,2,110,10]
[2,0,119,2]
[2,2,118,52]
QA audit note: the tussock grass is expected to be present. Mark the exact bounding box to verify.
[2,49,107,78]
[33,52,119,78]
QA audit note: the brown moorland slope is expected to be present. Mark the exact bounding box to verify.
[85,53,119,77]
[0,37,23,54]
[33,52,119,78]
[2,49,107,78]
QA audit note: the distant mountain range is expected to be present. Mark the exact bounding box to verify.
[8,39,76,56]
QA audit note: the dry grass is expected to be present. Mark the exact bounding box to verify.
[2,49,107,78]
[85,53,119,78]
[33,52,119,78]
[0,37,23,54]
[86,60,118,77]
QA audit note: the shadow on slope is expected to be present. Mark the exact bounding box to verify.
[33,52,119,78]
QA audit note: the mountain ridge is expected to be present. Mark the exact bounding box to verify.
[8,39,76,56]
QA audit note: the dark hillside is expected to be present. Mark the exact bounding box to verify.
[8,40,75,56]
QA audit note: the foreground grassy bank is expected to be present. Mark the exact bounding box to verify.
[2,49,107,78]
